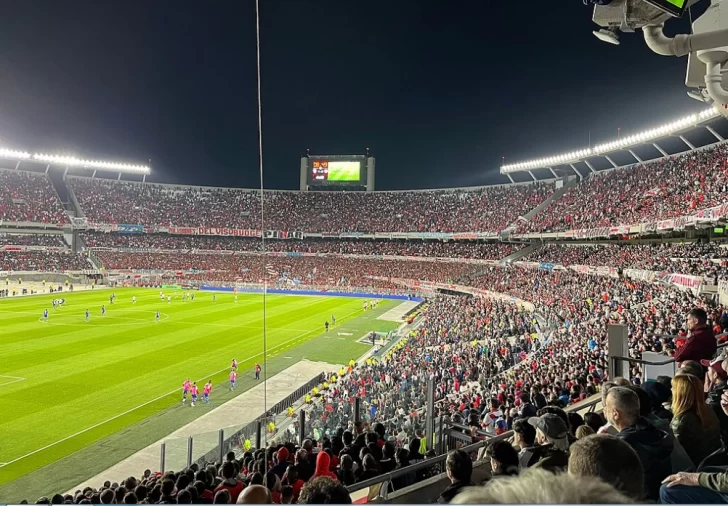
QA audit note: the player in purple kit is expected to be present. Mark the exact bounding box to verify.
[182,378,191,404]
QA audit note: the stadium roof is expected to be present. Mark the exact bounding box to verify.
[0,148,150,175]
[500,107,721,176]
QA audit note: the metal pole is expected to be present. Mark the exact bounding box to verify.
[437,415,444,455]
[608,324,630,380]
[425,376,435,453]
[186,436,194,469]
[160,442,166,474]
[218,429,225,464]
[298,409,306,448]
[354,397,361,424]
[256,420,263,450]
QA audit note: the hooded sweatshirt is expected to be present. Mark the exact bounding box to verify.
[616,417,674,501]
[312,452,338,481]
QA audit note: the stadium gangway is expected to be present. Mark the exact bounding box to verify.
[346,397,601,502]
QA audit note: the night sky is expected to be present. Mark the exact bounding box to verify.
[0,1,709,190]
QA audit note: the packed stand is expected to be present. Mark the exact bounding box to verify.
[70,177,553,233]
[298,296,538,446]
[82,232,522,260]
[94,252,480,287]
[0,170,68,225]
[525,242,728,279]
[524,143,728,232]
[0,233,67,247]
[0,250,90,271]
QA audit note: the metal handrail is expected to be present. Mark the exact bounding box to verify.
[610,334,728,367]
[345,396,602,494]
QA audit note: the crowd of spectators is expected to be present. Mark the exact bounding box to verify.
[524,144,728,233]
[83,233,521,260]
[0,250,90,272]
[93,252,478,288]
[70,178,552,233]
[0,170,68,225]
[525,241,728,279]
[0,233,67,247]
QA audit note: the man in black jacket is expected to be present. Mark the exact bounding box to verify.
[605,386,673,501]
[703,354,728,445]
[437,449,474,504]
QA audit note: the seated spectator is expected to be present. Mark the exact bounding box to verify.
[450,468,633,504]
[583,412,606,434]
[356,454,380,482]
[437,449,474,504]
[575,425,595,439]
[670,373,722,467]
[605,386,673,501]
[336,455,356,486]
[568,434,644,501]
[641,380,673,421]
[214,462,245,503]
[487,441,520,478]
[297,477,351,504]
[512,418,541,469]
[312,452,337,481]
[527,413,570,472]
[703,355,728,444]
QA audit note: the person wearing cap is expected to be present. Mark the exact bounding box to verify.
[271,447,290,479]
[703,354,728,444]
[673,308,717,364]
[527,413,569,472]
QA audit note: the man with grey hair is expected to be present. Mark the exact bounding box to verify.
[527,413,569,472]
[605,386,673,501]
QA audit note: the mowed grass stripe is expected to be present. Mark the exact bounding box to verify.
[0,288,371,483]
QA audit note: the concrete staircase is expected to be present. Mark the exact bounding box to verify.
[501,242,540,264]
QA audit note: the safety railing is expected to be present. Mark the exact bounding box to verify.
[158,373,325,471]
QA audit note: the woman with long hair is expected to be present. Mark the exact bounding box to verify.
[671,373,722,466]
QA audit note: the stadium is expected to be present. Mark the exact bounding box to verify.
[4,0,728,504]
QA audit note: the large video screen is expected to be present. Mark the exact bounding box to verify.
[311,160,361,182]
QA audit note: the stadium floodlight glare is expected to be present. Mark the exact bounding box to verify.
[32,153,151,174]
[0,148,31,160]
[500,106,720,174]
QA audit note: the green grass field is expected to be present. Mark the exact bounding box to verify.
[0,287,400,500]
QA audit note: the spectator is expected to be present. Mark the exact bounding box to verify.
[356,454,380,482]
[575,425,595,439]
[605,386,673,501]
[450,469,633,504]
[527,413,570,472]
[568,434,644,501]
[436,449,474,504]
[670,373,722,467]
[236,485,272,504]
[487,440,520,478]
[673,308,717,364]
[297,477,352,504]
[703,354,728,443]
[270,448,290,479]
[214,462,245,503]
[312,452,337,481]
[336,455,356,486]
[512,418,541,469]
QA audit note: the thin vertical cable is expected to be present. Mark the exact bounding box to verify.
[254,0,268,448]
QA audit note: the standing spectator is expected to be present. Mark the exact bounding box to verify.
[703,355,728,444]
[605,386,673,501]
[673,308,717,364]
[437,450,474,504]
[214,462,245,503]
[670,374,722,467]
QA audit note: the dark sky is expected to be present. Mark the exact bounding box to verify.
[0,1,708,190]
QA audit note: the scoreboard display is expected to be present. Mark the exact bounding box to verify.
[306,155,367,186]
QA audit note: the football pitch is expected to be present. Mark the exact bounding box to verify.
[0,287,398,495]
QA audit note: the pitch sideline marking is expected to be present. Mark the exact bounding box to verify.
[0,305,364,468]
[0,375,26,387]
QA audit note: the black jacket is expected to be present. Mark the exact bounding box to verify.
[518,445,543,469]
[616,417,674,501]
[708,383,728,445]
[437,480,474,504]
[531,444,568,473]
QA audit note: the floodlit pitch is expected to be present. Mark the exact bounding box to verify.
[0,287,396,491]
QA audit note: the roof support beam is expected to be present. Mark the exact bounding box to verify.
[605,156,618,168]
[583,160,596,173]
[628,149,643,163]
[652,142,669,157]
[527,170,537,181]
[679,135,696,150]
[707,126,724,142]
